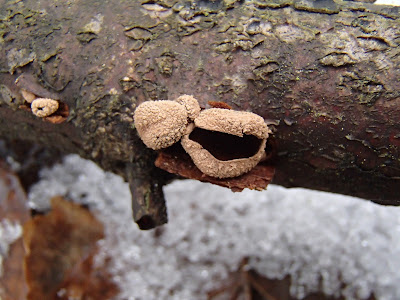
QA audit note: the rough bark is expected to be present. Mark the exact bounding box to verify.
[0,0,399,227]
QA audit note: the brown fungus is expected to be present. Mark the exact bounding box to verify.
[31,98,59,118]
[181,109,269,178]
[175,94,201,121]
[155,146,275,192]
[134,96,271,179]
[134,100,188,150]
[20,89,36,103]
[195,108,269,140]
[43,101,70,124]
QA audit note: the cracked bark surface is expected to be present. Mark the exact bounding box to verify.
[0,0,399,228]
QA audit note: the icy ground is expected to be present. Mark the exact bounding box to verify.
[27,155,400,300]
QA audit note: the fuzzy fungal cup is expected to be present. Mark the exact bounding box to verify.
[181,109,269,178]
[134,96,270,178]
[31,98,59,118]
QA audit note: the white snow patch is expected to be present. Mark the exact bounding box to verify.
[28,154,400,300]
[374,0,400,5]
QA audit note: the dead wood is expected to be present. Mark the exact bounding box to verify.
[0,0,399,228]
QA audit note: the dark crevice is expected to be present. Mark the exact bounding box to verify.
[189,128,262,161]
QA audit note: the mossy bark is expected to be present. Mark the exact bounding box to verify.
[1,0,400,227]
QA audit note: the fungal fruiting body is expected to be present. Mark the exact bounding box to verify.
[20,89,36,103]
[175,94,201,121]
[14,74,67,121]
[134,95,270,179]
[133,100,189,150]
[181,109,269,178]
[31,98,59,117]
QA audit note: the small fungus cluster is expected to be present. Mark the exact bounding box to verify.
[20,89,59,118]
[134,95,270,179]
[30,98,59,118]
[14,74,69,123]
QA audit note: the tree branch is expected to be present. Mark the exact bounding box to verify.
[1,0,399,228]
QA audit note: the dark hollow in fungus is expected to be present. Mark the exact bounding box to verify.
[189,128,263,161]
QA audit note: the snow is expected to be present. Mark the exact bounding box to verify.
[28,154,400,300]
[374,0,400,6]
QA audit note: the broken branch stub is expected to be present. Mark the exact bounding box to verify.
[127,160,168,230]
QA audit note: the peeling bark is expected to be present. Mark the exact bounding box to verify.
[0,0,399,228]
